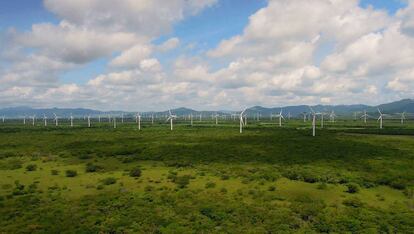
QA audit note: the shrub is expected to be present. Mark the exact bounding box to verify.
[129,167,142,177]
[268,185,276,191]
[346,183,359,193]
[205,182,216,189]
[220,174,230,180]
[85,163,102,173]
[317,183,328,190]
[173,175,191,189]
[51,169,59,175]
[65,170,78,177]
[101,177,117,185]
[26,164,37,171]
[96,185,104,190]
[343,197,364,208]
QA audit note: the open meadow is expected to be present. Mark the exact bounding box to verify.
[0,119,413,233]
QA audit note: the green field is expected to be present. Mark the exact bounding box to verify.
[0,119,413,233]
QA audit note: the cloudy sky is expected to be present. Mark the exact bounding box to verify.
[0,0,413,111]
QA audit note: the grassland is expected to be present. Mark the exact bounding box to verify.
[0,118,413,233]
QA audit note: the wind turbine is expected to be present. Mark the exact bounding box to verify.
[98,115,101,123]
[302,112,307,122]
[239,109,246,133]
[53,113,58,126]
[151,114,154,125]
[87,115,91,127]
[166,110,177,131]
[377,108,384,129]
[275,109,285,127]
[1,115,4,123]
[190,113,193,126]
[31,115,36,126]
[136,113,141,130]
[23,115,26,125]
[360,110,369,124]
[321,112,326,128]
[43,114,47,127]
[113,116,117,129]
[121,113,124,123]
[214,113,219,125]
[309,107,322,137]
[329,111,337,123]
[70,113,74,127]
[400,112,406,124]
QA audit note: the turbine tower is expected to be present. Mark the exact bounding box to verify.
[136,113,141,130]
[360,110,368,124]
[53,113,58,126]
[377,108,384,129]
[275,109,284,127]
[43,114,47,127]
[70,113,74,127]
[239,109,246,133]
[401,112,406,124]
[166,110,177,131]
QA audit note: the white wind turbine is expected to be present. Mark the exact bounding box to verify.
[275,109,285,127]
[1,115,4,123]
[239,109,246,133]
[329,111,337,123]
[377,108,384,129]
[98,115,101,123]
[302,112,307,122]
[31,115,36,126]
[360,110,369,124]
[136,113,141,130]
[43,114,47,127]
[70,113,74,127]
[151,114,154,125]
[214,113,219,125]
[166,110,177,131]
[23,115,26,125]
[400,112,406,124]
[113,116,117,129]
[190,113,193,126]
[87,115,91,127]
[121,113,124,123]
[309,107,322,137]
[53,113,58,126]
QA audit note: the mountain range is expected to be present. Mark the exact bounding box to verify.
[0,99,413,118]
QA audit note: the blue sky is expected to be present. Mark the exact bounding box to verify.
[0,0,413,110]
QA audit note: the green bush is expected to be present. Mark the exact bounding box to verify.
[343,197,364,208]
[129,167,142,177]
[268,185,276,191]
[26,164,37,171]
[51,169,59,175]
[317,183,328,190]
[85,163,102,173]
[65,170,78,177]
[173,175,191,189]
[346,183,359,193]
[101,177,117,185]
[205,182,216,189]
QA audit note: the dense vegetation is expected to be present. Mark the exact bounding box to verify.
[0,119,413,233]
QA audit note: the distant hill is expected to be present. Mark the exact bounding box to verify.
[0,99,412,118]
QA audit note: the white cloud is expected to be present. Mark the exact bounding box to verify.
[1,0,414,110]
[157,37,180,52]
[110,44,152,68]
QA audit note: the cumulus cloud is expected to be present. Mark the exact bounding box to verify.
[1,0,414,110]
[157,37,180,52]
